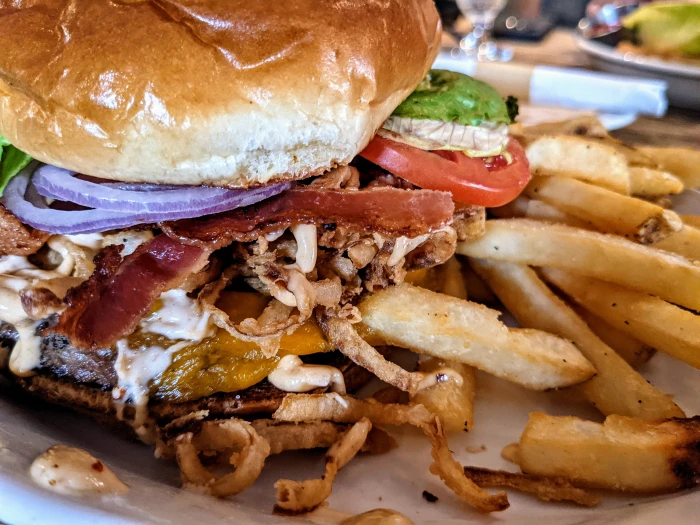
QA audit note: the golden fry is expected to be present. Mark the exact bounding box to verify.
[628,167,684,197]
[653,225,700,261]
[680,214,700,229]
[524,135,630,194]
[469,259,683,419]
[569,304,656,368]
[542,268,700,370]
[434,256,468,300]
[637,146,700,189]
[460,260,498,304]
[514,413,700,492]
[525,176,682,244]
[359,284,595,391]
[457,219,700,311]
[412,357,476,432]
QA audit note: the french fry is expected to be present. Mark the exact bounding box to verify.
[628,167,684,197]
[463,466,601,507]
[524,135,630,194]
[542,268,700,370]
[518,115,608,139]
[521,199,593,229]
[569,303,656,368]
[457,219,700,312]
[524,176,682,244]
[653,225,700,261]
[681,214,700,229]
[434,256,468,300]
[585,136,659,169]
[644,195,673,209]
[489,195,530,218]
[460,260,497,304]
[637,146,700,189]
[491,195,592,229]
[358,284,595,391]
[469,259,683,419]
[513,412,700,492]
[412,357,476,432]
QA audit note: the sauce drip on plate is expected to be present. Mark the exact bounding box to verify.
[29,445,128,496]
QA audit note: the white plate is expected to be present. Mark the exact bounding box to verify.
[2,196,700,525]
[574,30,700,110]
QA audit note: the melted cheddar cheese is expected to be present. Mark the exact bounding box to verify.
[141,291,332,402]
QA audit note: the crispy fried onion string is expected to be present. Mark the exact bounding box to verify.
[157,413,396,460]
[198,267,303,356]
[317,313,425,394]
[251,420,397,456]
[174,418,270,498]
[463,466,601,507]
[273,394,510,513]
[274,418,372,515]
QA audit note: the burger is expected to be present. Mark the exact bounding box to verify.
[0,0,529,502]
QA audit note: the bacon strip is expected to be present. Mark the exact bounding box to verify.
[54,235,210,350]
[162,187,455,245]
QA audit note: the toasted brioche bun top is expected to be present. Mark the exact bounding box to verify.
[0,0,440,187]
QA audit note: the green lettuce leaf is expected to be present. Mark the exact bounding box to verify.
[623,3,700,57]
[0,134,33,196]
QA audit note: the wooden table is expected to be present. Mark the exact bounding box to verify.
[445,29,700,148]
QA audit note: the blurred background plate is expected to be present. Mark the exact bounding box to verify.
[574,28,700,110]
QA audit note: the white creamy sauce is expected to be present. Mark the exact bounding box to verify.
[372,233,386,250]
[285,268,316,313]
[8,320,43,377]
[113,339,189,440]
[65,233,106,251]
[265,266,316,313]
[267,355,346,394]
[417,367,464,391]
[0,232,155,378]
[387,233,431,267]
[266,279,298,308]
[0,255,37,274]
[29,445,128,497]
[0,237,90,376]
[0,278,30,324]
[139,289,216,341]
[102,230,153,256]
[387,226,455,267]
[290,224,317,274]
[341,509,415,525]
[328,392,349,408]
[264,229,286,242]
[68,230,153,256]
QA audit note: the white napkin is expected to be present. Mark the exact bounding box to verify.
[433,54,668,117]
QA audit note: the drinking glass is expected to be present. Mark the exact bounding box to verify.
[455,0,512,61]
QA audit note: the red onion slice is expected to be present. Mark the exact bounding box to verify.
[3,169,291,235]
[33,165,271,213]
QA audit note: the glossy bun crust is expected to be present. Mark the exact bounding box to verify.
[0,0,441,187]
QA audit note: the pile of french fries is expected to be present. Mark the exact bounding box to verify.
[355,117,700,510]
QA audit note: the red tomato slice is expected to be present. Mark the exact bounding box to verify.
[359,135,531,207]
